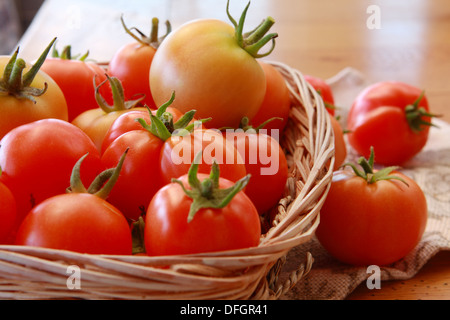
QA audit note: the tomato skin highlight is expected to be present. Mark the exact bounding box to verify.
[347,81,431,165]
[15,193,132,255]
[316,169,428,266]
[144,174,261,256]
[149,19,266,129]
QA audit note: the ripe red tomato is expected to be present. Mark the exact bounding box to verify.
[0,39,68,140]
[250,61,291,133]
[316,148,428,266]
[40,44,109,121]
[347,81,436,165]
[144,167,261,256]
[149,2,278,129]
[14,151,131,254]
[304,74,336,116]
[0,179,16,244]
[223,126,288,214]
[109,16,171,108]
[160,128,247,186]
[15,193,132,254]
[0,119,103,229]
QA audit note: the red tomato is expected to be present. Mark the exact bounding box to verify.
[316,149,428,266]
[149,2,277,129]
[40,45,109,122]
[144,169,261,256]
[15,193,132,255]
[101,105,187,154]
[304,74,336,116]
[224,128,288,214]
[109,16,171,108]
[160,128,247,186]
[0,119,103,229]
[71,74,146,152]
[0,179,16,243]
[250,61,291,133]
[347,81,436,165]
[330,115,347,170]
[0,38,68,140]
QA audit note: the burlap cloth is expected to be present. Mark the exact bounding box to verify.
[280,68,450,300]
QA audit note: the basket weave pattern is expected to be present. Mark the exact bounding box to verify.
[0,61,334,300]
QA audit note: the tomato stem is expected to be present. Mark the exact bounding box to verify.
[172,151,251,223]
[94,73,145,113]
[405,91,441,132]
[120,14,171,49]
[136,92,210,141]
[67,149,129,199]
[342,147,409,186]
[0,38,55,103]
[226,0,278,58]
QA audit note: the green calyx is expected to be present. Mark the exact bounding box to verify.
[172,152,251,223]
[239,116,282,133]
[405,91,440,132]
[226,0,278,58]
[95,73,145,113]
[120,14,171,49]
[0,37,56,103]
[136,91,211,141]
[51,42,89,61]
[342,147,408,186]
[67,148,128,199]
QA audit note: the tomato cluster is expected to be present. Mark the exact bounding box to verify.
[0,1,435,266]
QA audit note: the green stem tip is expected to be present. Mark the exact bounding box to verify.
[172,151,251,223]
[226,0,278,58]
[342,146,409,186]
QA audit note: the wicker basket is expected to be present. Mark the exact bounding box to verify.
[0,61,334,300]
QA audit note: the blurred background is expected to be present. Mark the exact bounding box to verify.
[0,0,44,54]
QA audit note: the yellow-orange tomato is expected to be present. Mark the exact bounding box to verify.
[0,55,68,140]
[150,2,277,130]
[150,19,266,129]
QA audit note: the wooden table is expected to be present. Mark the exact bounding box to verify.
[17,0,450,300]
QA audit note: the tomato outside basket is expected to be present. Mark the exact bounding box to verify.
[0,61,335,300]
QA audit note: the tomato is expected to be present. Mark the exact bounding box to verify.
[101,94,232,221]
[149,2,278,129]
[250,61,291,133]
[316,148,428,266]
[108,16,171,109]
[304,74,336,116]
[144,159,261,256]
[0,119,103,230]
[347,81,437,165]
[71,74,146,152]
[100,104,190,154]
[40,44,109,121]
[160,128,247,186]
[0,177,16,244]
[0,38,68,140]
[223,122,288,214]
[330,115,347,170]
[15,152,132,255]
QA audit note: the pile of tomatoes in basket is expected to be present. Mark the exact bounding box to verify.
[0,1,437,266]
